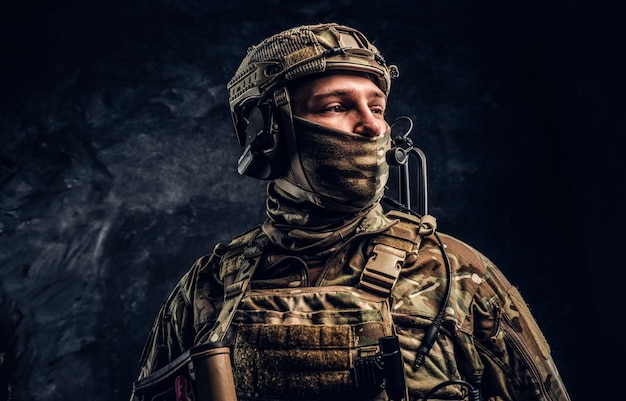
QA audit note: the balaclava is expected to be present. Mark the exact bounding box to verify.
[275,115,391,215]
[262,114,394,254]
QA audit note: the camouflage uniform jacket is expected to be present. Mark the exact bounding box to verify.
[135,210,570,401]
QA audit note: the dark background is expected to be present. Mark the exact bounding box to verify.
[1,0,623,400]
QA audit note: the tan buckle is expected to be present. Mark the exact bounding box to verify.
[359,243,406,297]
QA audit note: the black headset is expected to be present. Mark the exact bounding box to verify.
[235,100,285,180]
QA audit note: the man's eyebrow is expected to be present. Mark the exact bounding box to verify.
[310,88,386,101]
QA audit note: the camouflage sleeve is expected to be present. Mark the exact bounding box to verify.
[135,252,224,380]
[469,253,571,401]
[396,231,570,401]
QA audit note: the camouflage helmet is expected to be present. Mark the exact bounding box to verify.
[227,23,399,147]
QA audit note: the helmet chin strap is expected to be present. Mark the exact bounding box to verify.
[271,87,316,197]
[271,86,385,214]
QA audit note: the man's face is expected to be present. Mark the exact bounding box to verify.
[290,73,388,137]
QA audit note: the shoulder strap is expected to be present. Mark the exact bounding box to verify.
[206,229,268,343]
[358,210,436,297]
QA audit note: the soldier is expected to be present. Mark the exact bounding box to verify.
[131,23,571,401]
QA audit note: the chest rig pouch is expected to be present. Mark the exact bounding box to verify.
[215,211,433,401]
[233,286,394,401]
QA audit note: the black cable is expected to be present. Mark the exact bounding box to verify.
[412,229,452,371]
[421,379,481,401]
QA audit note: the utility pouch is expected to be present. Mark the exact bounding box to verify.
[131,341,237,401]
[231,285,396,401]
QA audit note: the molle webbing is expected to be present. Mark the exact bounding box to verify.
[231,286,393,400]
[358,210,435,297]
[208,232,267,343]
[233,324,355,399]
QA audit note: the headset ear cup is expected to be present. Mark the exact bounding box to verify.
[236,104,284,180]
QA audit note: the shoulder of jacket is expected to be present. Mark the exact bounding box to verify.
[393,229,494,328]
[436,233,492,274]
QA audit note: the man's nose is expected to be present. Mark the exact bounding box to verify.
[353,111,384,137]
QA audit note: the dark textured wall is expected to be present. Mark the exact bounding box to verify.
[1,1,623,400]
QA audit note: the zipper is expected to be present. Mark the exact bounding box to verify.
[476,313,553,400]
[489,301,502,342]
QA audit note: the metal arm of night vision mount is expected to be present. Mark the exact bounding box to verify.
[384,117,428,217]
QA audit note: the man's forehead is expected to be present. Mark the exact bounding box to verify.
[295,73,386,98]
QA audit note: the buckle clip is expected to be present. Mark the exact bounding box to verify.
[359,243,406,297]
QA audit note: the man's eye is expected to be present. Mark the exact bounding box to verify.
[320,105,344,113]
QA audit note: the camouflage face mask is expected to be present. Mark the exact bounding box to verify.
[275,116,391,212]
